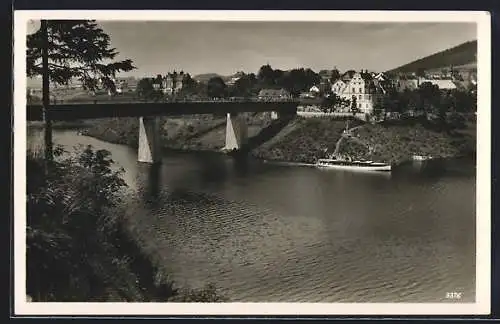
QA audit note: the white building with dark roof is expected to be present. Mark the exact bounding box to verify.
[331,71,383,114]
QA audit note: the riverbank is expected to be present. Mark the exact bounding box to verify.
[76,114,476,166]
[80,113,274,151]
[27,120,90,130]
[337,119,476,165]
[26,144,228,302]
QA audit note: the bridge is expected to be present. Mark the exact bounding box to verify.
[27,99,299,164]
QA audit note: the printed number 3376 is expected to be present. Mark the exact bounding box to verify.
[446,292,462,299]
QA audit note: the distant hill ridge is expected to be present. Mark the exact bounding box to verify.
[387,40,477,73]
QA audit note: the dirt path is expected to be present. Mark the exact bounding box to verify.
[332,125,364,156]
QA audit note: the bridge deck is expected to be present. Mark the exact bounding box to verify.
[26,101,299,121]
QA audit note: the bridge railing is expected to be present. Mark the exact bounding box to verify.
[28,96,300,105]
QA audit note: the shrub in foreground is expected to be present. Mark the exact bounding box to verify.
[26,145,226,302]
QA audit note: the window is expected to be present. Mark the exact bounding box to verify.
[359,95,362,100]
[359,87,363,93]
[358,103,361,108]
[352,88,356,93]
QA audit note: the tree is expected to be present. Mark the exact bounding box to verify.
[372,99,385,122]
[231,73,258,98]
[350,95,359,116]
[180,73,198,97]
[330,68,341,83]
[416,68,426,78]
[257,64,275,86]
[320,94,340,113]
[417,82,441,118]
[27,20,135,92]
[136,78,162,101]
[27,20,135,163]
[207,77,227,98]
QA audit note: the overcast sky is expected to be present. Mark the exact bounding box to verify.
[32,21,476,80]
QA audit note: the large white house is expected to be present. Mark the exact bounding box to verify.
[331,71,383,115]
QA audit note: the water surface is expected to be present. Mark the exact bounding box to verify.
[28,128,476,302]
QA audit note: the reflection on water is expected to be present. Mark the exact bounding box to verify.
[29,129,476,302]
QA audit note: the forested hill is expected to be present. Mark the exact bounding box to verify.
[387,40,477,73]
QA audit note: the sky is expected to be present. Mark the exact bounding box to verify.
[32,20,477,80]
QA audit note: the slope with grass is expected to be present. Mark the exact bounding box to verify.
[337,120,476,164]
[387,40,477,74]
[252,117,364,164]
[81,113,274,152]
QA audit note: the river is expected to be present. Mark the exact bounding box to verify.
[27,128,476,303]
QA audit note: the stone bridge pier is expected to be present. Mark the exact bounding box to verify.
[138,116,162,164]
[224,112,248,151]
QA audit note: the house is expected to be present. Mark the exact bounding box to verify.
[226,71,245,86]
[226,77,241,86]
[396,78,457,92]
[340,70,357,82]
[258,88,291,100]
[299,91,317,99]
[309,85,321,93]
[161,72,184,95]
[331,79,346,95]
[330,71,383,115]
[427,79,457,90]
[373,72,386,82]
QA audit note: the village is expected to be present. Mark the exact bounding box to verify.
[28,62,477,124]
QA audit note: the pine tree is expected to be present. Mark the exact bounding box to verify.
[27,20,136,163]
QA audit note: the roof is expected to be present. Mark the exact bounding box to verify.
[397,80,419,90]
[427,79,457,89]
[360,72,373,81]
[258,88,290,97]
[341,70,357,81]
[418,79,457,90]
[397,79,457,91]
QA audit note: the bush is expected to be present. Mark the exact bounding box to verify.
[26,145,227,302]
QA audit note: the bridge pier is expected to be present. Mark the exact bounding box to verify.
[138,116,162,164]
[224,112,248,151]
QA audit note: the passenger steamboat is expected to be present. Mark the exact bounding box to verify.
[316,155,392,172]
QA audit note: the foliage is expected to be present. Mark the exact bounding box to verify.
[26,145,227,301]
[26,20,135,93]
[229,73,259,98]
[136,78,163,101]
[181,73,198,94]
[27,145,130,301]
[372,99,385,121]
[377,83,476,122]
[348,122,474,164]
[350,95,359,115]
[207,77,227,98]
[319,94,345,113]
[252,117,364,164]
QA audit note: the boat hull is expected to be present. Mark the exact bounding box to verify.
[316,163,392,172]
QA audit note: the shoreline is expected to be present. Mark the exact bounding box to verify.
[29,116,476,167]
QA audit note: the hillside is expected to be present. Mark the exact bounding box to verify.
[192,73,223,83]
[387,40,477,73]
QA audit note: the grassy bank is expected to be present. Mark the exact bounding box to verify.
[340,119,476,164]
[254,117,475,165]
[252,117,364,164]
[79,113,475,166]
[81,113,274,151]
[27,120,90,130]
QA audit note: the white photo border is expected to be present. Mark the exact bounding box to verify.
[13,10,491,316]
